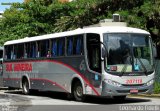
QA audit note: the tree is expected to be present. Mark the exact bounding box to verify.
[0,0,160,47]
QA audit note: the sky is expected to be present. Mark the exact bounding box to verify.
[0,0,23,11]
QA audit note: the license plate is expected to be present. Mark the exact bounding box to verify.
[130,89,138,93]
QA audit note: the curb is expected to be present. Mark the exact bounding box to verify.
[128,94,160,98]
[0,87,8,90]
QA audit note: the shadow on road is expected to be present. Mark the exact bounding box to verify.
[5,90,151,105]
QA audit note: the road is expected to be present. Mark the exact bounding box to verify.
[0,90,160,111]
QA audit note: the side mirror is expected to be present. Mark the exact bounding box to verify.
[101,47,106,61]
[100,42,107,61]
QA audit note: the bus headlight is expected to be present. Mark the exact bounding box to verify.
[146,79,154,86]
[105,79,122,87]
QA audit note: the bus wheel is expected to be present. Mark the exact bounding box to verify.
[22,79,30,95]
[73,81,85,102]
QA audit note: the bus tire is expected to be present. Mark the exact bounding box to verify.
[22,78,30,95]
[73,81,85,102]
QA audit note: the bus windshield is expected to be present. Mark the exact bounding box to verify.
[103,33,154,75]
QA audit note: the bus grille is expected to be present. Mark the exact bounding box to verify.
[122,84,145,87]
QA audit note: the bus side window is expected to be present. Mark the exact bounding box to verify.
[51,38,65,57]
[40,41,45,57]
[25,43,30,58]
[45,40,50,57]
[5,45,13,60]
[58,38,65,56]
[31,42,36,58]
[0,49,3,59]
[17,44,24,59]
[39,40,49,57]
[52,39,57,57]
[13,45,17,59]
[37,41,41,57]
[67,35,83,56]
[67,37,73,56]
[75,35,83,55]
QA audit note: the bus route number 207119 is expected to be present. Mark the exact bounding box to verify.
[126,79,142,84]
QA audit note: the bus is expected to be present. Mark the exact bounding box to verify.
[0,46,3,64]
[0,46,3,86]
[3,26,155,101]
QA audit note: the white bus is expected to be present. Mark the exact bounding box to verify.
[0,46,3,86]
[3,26,155,101]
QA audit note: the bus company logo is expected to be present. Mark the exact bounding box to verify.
[79,60,86,71]
[6,63,32,72]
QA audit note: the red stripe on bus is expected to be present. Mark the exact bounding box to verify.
[3,60,100,96]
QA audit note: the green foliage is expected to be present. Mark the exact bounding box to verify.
[154,82,160,94]
[115,0,160,45]
[0,0,160,46]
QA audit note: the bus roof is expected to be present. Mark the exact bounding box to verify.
[4,26,150,45]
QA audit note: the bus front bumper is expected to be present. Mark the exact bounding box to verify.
[101,81,154,97]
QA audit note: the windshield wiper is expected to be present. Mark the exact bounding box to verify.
[136,57,148,76]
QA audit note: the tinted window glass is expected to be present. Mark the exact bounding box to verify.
[17,44,24,59]
[5,45,13,60]
[31,42,36,58]
[38,40,50,57]
[25,42,31,58]
[51,38,65,57]
[67,35,83,56]
[67,37,73,55]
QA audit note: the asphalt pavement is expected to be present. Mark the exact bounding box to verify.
[0,88,160,111]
